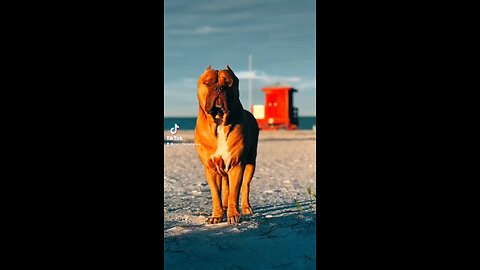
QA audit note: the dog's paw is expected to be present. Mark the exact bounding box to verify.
[206,216,222,224]
[227,215,241,224]
[242,206,254,215]
[227,208,241,224]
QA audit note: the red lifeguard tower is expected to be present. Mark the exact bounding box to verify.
[251,85,299,130]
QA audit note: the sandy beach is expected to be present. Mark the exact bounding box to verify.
[164,130,317,269]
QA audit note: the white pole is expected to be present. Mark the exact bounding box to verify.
[248,54,252,112]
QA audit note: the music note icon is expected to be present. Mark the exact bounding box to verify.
[170,123,180,135]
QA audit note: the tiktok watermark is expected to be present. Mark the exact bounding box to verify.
[170,123,179,134]
[164,123,200,147]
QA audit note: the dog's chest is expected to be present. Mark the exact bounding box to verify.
[213,125,231,167]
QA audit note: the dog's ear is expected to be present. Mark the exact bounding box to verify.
[226,65,232,71]
[206,65,212,70]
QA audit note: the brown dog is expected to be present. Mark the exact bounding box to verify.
[194,65,259,224]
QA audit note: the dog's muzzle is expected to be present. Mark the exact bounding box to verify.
[208,97,226,117]
[206,86,229,117]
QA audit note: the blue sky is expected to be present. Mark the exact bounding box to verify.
[164,0,316,116]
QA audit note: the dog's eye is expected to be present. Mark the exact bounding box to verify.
[204,82,212,86]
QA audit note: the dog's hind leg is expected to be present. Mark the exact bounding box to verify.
[241,163,255,215]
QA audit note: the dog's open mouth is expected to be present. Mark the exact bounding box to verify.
[209,106,224,118]
[208,98,227,118]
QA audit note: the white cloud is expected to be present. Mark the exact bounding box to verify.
[163,74,316,116]
[167,22,285,36]
[234,70,316,92]
[169,26,228,35]
[296,79,316,91]
[195,26,222,34]
[235,70,301,84]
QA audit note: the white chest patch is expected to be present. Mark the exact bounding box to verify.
[212,124,231,171]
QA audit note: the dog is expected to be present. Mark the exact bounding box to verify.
[194,65,259,224]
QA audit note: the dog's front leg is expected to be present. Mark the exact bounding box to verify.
[221,176,229,214]
[226,165,245,224]
[204,168,223,224]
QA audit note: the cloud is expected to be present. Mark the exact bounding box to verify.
[296,79,316,91]
[236,71,315,92]
[192,0,257,12]
[195,26,223,34]
[167,22,286,36]
[235,70,301,84]
[169,26,228,35]
[164,73,316,116]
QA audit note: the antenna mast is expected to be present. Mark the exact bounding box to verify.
[248,54,253,112]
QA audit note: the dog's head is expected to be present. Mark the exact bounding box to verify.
[197,65,240,121]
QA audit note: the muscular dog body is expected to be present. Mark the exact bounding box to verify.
[194,65,259,224]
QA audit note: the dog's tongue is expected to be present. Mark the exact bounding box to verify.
[215,98,222,107]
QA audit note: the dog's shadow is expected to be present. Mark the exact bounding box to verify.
[164,200,316,269]
[164,199,316,236]
[246,199,316,217]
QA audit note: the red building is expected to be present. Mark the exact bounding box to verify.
[252,85,298,130]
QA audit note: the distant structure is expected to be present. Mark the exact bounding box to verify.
[251,84,299,130]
